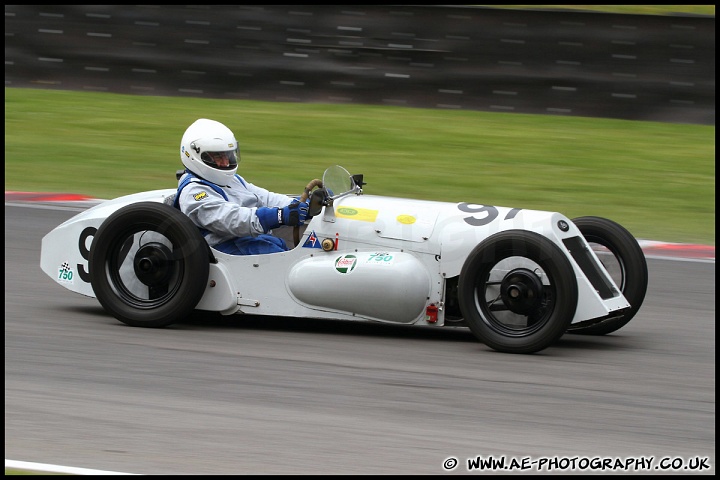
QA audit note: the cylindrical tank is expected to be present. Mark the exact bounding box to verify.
[286,251,431,323]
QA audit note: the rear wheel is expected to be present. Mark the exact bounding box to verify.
[458,230,578,354]
[567,216,648,335]
[89,202,210,328]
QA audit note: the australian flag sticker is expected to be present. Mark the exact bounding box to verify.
[302,230,322,248]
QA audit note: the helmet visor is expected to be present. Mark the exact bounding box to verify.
[201,149,239,170]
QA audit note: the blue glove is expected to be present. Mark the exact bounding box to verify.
[256,201,309,232]
[280,200,309,227]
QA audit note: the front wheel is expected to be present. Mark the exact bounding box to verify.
[89,202,210,328]
[566,216,648,335]
[458,230,578,354]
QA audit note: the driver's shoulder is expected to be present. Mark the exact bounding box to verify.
[179,177,228,199]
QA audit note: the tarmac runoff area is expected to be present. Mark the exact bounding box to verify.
[3,189,715,474]
[5,191,714,262]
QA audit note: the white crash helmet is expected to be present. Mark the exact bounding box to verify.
[180,118,239,186]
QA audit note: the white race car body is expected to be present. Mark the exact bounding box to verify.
[40,166,647,353]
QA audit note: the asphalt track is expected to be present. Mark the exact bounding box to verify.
[4,201,715,475]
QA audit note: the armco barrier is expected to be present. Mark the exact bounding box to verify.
[4,5,715,124]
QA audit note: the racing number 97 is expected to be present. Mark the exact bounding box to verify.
[458,203,521,226]
[76,227,97,283]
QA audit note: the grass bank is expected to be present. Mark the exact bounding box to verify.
[4,88,715,245]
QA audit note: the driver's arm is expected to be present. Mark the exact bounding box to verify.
[178,182,267,238]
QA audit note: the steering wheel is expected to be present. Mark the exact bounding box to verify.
[293,178,324,247]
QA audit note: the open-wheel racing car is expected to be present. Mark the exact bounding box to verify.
[40,165,648,354]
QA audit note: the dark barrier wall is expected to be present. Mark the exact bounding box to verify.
[5,5,715,125]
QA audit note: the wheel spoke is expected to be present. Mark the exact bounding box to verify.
[488,301,509,312]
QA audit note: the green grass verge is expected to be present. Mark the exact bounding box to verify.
[4,469,65,476]
[4,87,715,245]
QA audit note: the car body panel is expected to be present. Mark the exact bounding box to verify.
[41,184,630,328]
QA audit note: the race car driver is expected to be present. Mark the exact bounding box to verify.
[175,118,309,255]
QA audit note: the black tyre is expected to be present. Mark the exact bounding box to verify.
[458,230,578,354]
[89,202,210,328]
[567,216,648,335]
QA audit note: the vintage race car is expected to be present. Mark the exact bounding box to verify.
[40,165,648,354]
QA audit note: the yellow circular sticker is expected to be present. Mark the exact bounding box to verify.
[397,214,416,225]
[337,207,358,216]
